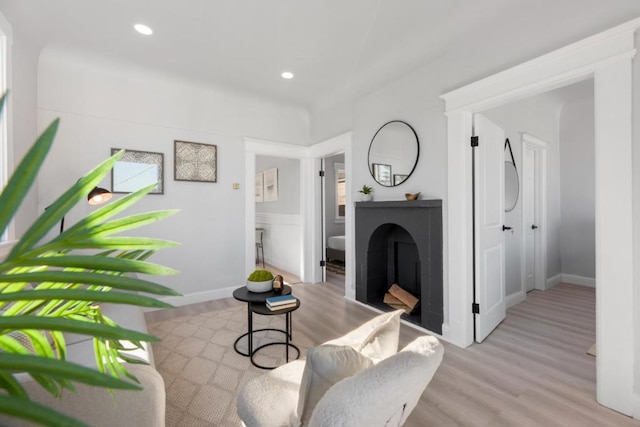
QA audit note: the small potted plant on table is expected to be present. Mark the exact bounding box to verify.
[246,269,275,293]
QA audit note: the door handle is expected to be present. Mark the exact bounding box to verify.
[502,225,512,231]
[531,224,538,230]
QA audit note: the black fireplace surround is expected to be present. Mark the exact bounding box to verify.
[355,200,443,334]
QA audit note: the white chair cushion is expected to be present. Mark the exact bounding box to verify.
[295,345,374,426]
[237,360,306,427]
[323,310,402,362]
[307,335,444,427]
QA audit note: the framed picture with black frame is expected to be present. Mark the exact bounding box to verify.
[111,148,164,194]
[372,163,392,186]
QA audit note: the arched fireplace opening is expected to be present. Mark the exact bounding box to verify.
[355,200,443,334]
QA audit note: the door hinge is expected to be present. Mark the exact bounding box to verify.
[472,303,480,314]
[320,260,326,267]
[319,170,325,177]
[470,136,479,147]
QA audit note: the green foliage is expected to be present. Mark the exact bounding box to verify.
[248,270,274,281]
[0,94,180,426]
[359,185,373,195]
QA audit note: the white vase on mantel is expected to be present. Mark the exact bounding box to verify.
[360,194,373,202]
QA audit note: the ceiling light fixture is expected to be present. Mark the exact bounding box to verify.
[134,24,153,35]
[281,71,294,79]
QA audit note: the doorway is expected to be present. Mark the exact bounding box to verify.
[441,22,636,415]
[321,153,347,292]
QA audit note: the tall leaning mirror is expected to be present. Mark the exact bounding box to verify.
[368,120,419,187]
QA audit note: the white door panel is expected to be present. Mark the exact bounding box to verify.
[524,147,536,292]
[474,114,506,343]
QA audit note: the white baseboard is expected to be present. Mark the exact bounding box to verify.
[547,274,562,289]
[561,274,596,288]
[143,286,237,311]
[633,393,640,421]
[505,291,526,308]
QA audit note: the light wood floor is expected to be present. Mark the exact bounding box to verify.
[146,281,638,426]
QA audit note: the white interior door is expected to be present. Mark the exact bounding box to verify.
[523,146,536,292]
[474,114,506,343]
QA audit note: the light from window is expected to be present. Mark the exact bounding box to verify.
[335,163,345,221]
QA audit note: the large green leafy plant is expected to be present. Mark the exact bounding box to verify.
[0,94,179,426]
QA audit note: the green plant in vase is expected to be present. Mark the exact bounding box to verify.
[359,185,374,201]
[0,93,180,426]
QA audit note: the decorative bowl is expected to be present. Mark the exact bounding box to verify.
[246,279,273,293]
[405,192,420,201]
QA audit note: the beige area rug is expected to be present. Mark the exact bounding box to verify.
[148,303,314,426]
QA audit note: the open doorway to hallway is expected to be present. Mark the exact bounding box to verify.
[321,153,347,293]
[255,155,302,282]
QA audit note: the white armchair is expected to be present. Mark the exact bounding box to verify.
[237,310,444,427]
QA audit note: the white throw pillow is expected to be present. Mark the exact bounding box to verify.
[294,345,374,426]
[323,310,402,362]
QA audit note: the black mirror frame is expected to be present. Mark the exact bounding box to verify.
[367,120,420,188]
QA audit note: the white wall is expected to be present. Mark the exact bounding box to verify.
[255,155,301,276]
[2,14,39,238]
[37,47,309,303]
[482,94,562,297]
[559,94,596,281]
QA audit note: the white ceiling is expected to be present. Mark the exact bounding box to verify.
[0,1,639,110]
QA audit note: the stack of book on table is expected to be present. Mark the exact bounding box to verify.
[266,294,298,311]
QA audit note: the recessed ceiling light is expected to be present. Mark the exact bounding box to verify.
[281,71,294,79]
[134,24,153,35]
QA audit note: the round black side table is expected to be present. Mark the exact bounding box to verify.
[233,285,300,369]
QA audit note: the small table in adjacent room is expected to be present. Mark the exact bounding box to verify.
[232,285,301,370]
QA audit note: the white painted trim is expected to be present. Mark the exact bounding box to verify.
[245,137,309,283]
[561,274,596,288]
[440,17,640,112]
[152,286,237,309]
[0,11,13,243]
[309,132,355,298]
[505,291,526,309]
[633,393,640,420]
[255,212,301,226]
[547,274,562,289]
[441,18,639,415]
[244,132,354,290]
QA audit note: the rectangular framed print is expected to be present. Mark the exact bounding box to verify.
[111,148,164,194]
[174,140,217,183]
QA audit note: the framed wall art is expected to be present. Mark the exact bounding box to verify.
[372,163,392,186]
[174,140,217,183]
[255,173,264,203]
[111,148,164,194]
[263,168,278,202]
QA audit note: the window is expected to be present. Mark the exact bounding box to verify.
[334,163,345,222]
[0,14,10,244]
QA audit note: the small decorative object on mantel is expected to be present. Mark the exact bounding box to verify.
[246,269,274,293]
[405,192,420,201]
[272,274,284,294]
[359,185,374,202]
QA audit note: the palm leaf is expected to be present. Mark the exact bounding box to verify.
[0,395,88,427]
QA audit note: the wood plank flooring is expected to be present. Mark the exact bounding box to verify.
[146,281,638,427]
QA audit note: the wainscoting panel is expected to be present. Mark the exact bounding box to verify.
[256,212,301,277]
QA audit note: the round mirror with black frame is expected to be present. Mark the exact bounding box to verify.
[504,138,519,212]
[368,120,419,187]
[504,161,519,212]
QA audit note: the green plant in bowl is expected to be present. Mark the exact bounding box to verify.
[246,270,274,293]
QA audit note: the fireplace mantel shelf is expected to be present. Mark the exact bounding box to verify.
[356,200,442,208]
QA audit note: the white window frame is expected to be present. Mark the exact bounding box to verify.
[0,11,13,248]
